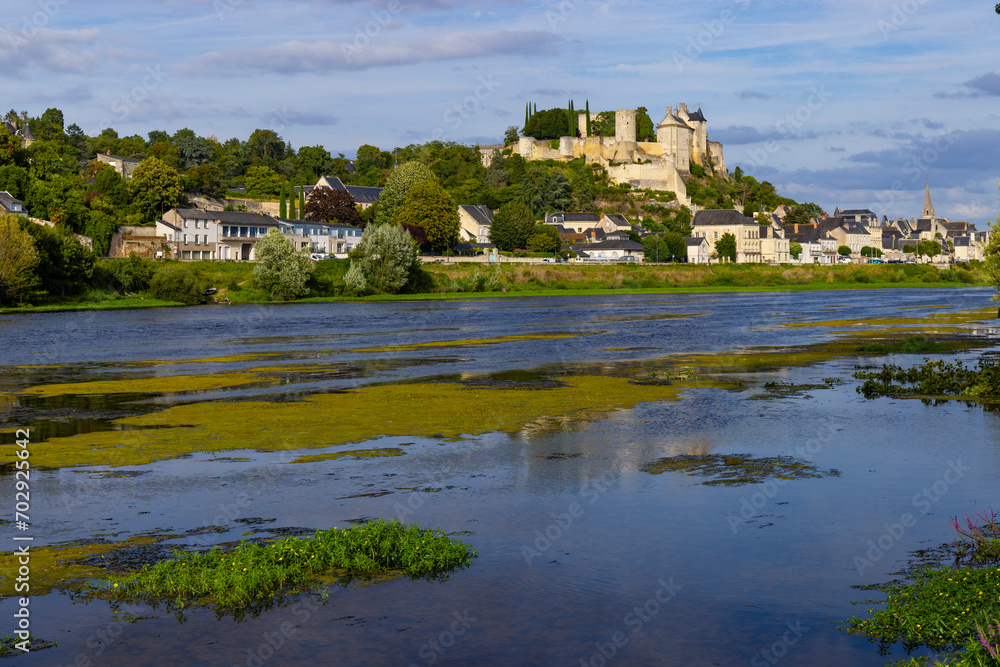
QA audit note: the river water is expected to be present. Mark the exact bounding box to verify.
[2,288,1000,666]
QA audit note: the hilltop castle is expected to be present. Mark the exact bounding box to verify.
[515,103,725,206]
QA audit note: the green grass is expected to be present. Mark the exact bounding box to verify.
[855,336,961,355]
[103,520,477,610]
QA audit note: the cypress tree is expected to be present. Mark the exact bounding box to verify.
[279,183,287,219]
[289,182,297,219]
[299,183,306,219]
[586,100,591,138]
[525,103,529,128]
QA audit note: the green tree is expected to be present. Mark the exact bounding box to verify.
[526,224,562,253]
[489,201,536,251]
[20,221,94,298]
[354,223,420,293]
[246,129,286,164]
[917,239,941,260]
[636,107,655,142]
[172,129,212,169]
[0,164,30,199]
[789,241,803,260]
[297,146,334,179]
[253,229,313,299]
[147,141,183,170]
[504,126,519,146]
[288,182,297,219]
[860,246,883,258]
[983,196,1000,303]
[0,214,40,304]
[84,211,118,257]
[375,161,438,226]
[662,231,686,260]
[715,233,737,263]
[299,184,305,219]
[306,188,361,227]
[94,167,129,209]
[838,245,852,256]
[517,167,571,216]
[150,263,202,304]
[523,108,572,140]
[129,157,182,222]
[243,165,285,198]
[279,184,287,218]
[392,180,459,251]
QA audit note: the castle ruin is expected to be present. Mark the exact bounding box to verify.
[516,103,725,206]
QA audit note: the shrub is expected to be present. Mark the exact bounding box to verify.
[343,261,368,296]
[150,264,202,304]
[848,270,871,283]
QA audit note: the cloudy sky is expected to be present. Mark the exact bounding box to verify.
[3,0,999,221]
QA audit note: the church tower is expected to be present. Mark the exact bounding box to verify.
[922,182,935,219]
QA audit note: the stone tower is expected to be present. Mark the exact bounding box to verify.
[922,182,935,218]
[615,109,636,143]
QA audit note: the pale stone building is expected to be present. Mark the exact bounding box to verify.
[691,209,762,263]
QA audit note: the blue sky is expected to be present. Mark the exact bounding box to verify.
[3,0,999,222]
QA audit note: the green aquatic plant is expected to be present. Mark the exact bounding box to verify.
[104,520,477,610]
[854,357,1000,400]
[640,453,838,486]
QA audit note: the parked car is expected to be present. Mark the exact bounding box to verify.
[837,256,852,264]
[309,253,328,261]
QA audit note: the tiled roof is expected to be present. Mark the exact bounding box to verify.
[692,209,755,226]
[459,205,494,226]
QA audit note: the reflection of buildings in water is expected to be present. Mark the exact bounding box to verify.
[0,394,20,418]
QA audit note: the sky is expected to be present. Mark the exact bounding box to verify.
[3,0,1000,223]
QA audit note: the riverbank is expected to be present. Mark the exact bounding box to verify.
[0,260,987,313]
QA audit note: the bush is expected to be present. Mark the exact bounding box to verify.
[848,270,871,283]
[103,253,156,293]
[306,258,350,297]
[343,261,368,296]
[150,264,203,304]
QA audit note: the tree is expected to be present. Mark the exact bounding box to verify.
[297,145,333,179]
[522,108,572,140]
[355,144,387,175]
[585,100,592,137]
[299,183,305,218]
[642,235,667,263]
[917,239,941,260]
[662,231,686,260]
[305,188,362,227]
[150,264,202,304]
[20,221,94,298]
[715,233,737,263]
[636,107,655,142]
[279,184,287,219]
[489,201,536,251]
[375,161,438,226]
[517,166,571,216]
[254,229,313,299]
[861,246,883,258]
[288,182,297,219]
[392,180,460,251]
[983,195,1000,303]
[353,223,420,293]
[837,245,852,256]
[246,129,286,164]
[244,165,285,199]
[790,241,803,260]
[0,214,39,304]
[129,157,182,222]
[526,224,562,253]
[504,126,519,146]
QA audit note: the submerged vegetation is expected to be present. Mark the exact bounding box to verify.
[102,520,477,611]
[640,453,839,486]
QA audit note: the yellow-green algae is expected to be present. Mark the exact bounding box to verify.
[2,376,681,468]
[288,448,407,464]
[781,307,996,330]
[0,535,178,597]
[19,371,274,397]
[353,332,576,353]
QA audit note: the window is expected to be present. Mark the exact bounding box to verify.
[183,234,187,244]
[194,235,199,245]
[222,226,229,237]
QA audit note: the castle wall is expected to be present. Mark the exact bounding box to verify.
[708,141,726,174]
[615,109,636,144]
[607,163,689,204]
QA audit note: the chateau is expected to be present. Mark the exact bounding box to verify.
[515,103,726,206]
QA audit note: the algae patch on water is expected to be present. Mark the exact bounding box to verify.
[288,448,406,464]
[19,371,274,398]
[641,453,840,486]
[3,375,681,468]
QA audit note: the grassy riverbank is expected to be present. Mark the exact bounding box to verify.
[0,260,988,313]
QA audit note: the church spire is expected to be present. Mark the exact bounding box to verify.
[922,182,935,219]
